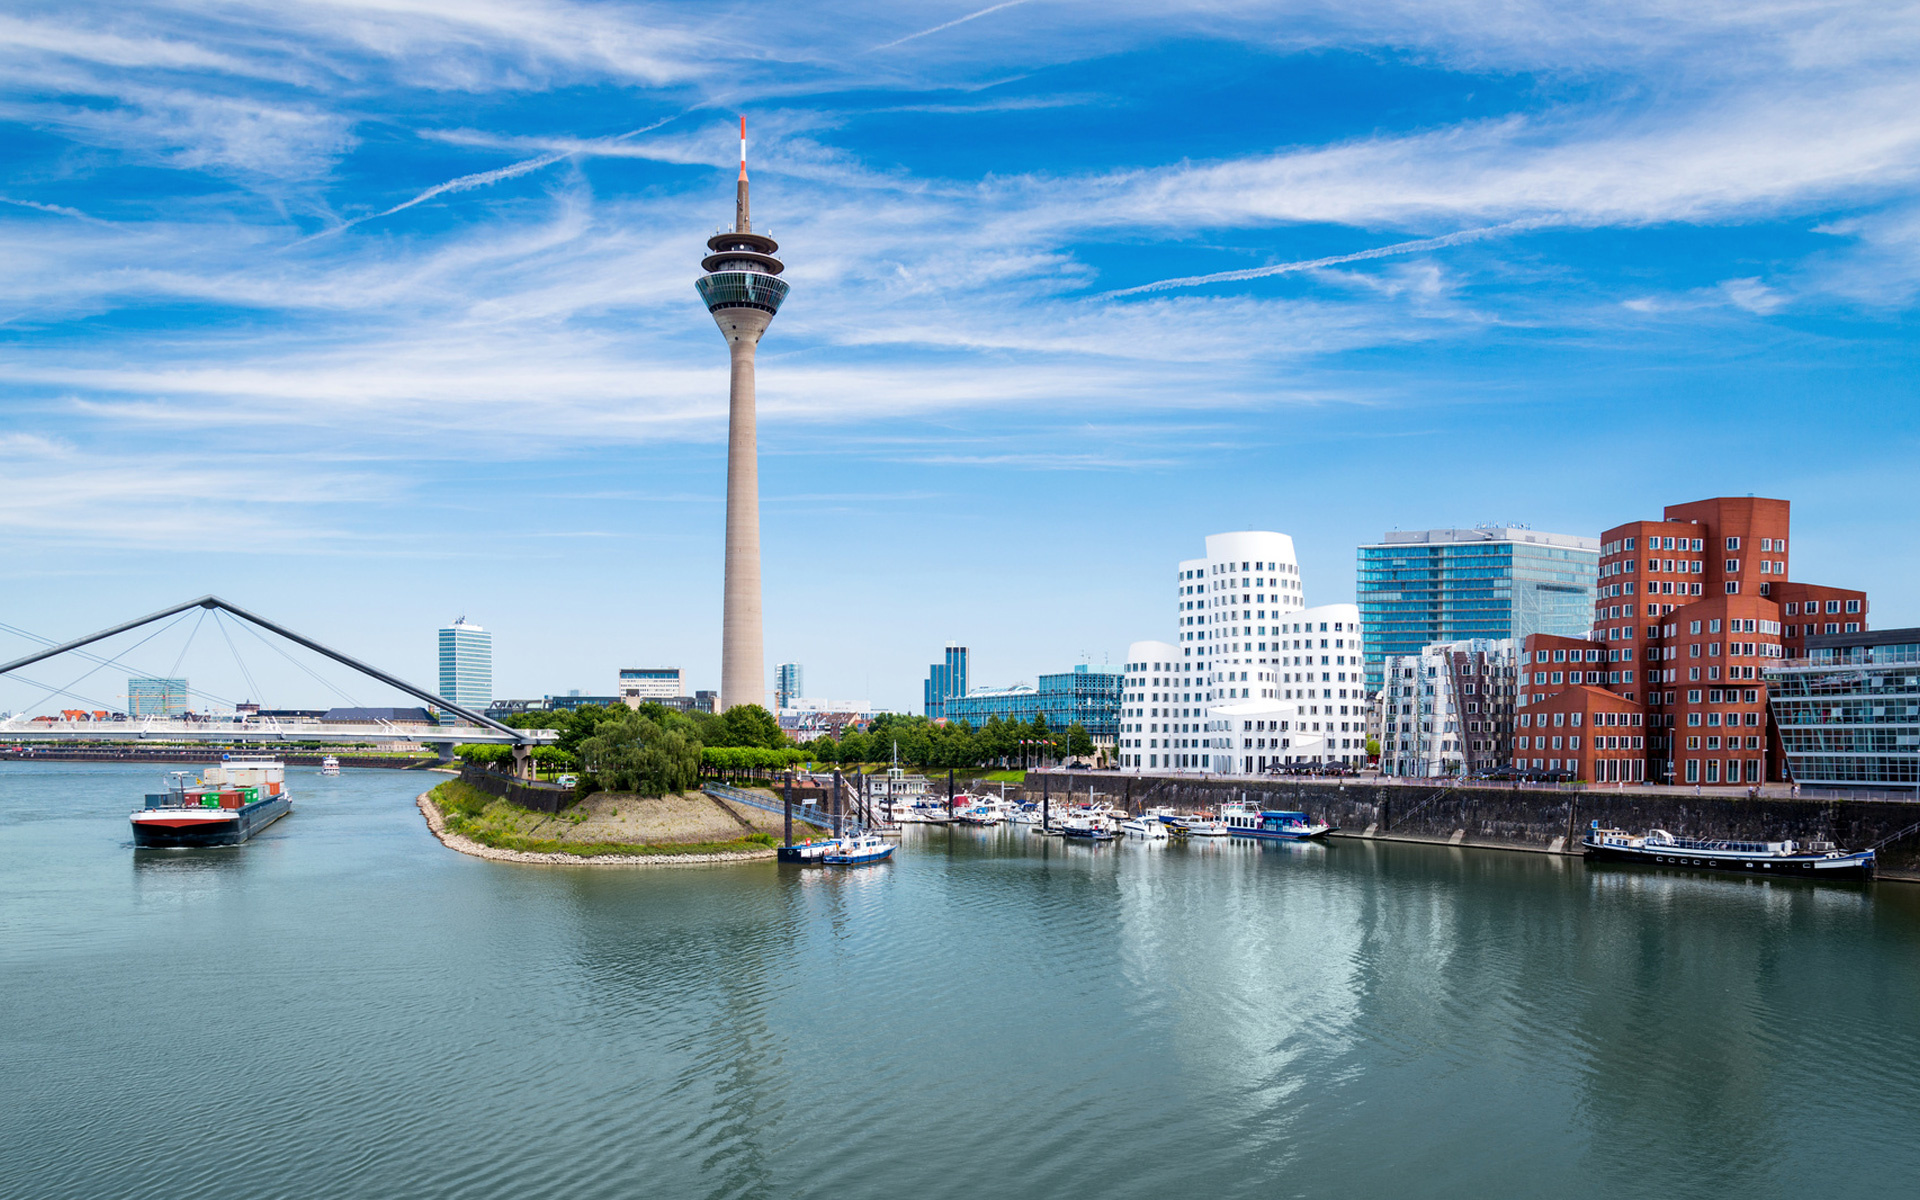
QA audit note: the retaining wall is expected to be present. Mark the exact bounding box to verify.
[458,765,576,814]
[1024,771,1920,880]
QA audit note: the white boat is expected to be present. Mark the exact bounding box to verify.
[1224,809,1336,841]
[823,834,896,865]
[1173,816,1230,837]
[1119,815,1169,839]
[320,755,340,777]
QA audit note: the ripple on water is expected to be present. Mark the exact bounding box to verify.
[3,768,1920,1200]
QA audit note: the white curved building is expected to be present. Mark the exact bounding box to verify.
[1116,531,1368,774]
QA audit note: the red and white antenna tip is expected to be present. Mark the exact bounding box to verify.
[738,116,748,180]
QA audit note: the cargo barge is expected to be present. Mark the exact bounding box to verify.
[131,757,292,848]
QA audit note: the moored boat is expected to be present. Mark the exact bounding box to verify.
[823,834,896,865]
[778,837,843,864]
[131,758,291,848]
[1582,822,1875,880]
[1224,809,1336,841]
[1118,815,1169,839]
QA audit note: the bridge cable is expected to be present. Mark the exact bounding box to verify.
[13,609,200,717]
[230,616,368,711]
[213,610,265,710]
[0,614,252,713]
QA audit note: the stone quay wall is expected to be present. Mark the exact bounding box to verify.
[1023,771,1920,880]
[458,765,577,814]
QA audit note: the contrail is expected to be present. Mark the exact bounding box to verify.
[0,196,113,226]
[872,0,1033,51]
[299,115,679,243]
[1101,221,1545,298]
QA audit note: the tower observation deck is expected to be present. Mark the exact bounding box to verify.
[697,119,786,712]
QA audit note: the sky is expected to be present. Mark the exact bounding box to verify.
[1,0,1917,717]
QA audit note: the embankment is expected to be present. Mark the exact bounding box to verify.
[1024,771,1920,882]
[419,779,778,867]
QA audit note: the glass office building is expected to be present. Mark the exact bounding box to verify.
[942,664,1123,739]
[437,618,493,725]
[1357,528,1598,694]
[1767,627,1920,789]
[775,663,804,710]
[127,677,189,718]
[923,644,969,720]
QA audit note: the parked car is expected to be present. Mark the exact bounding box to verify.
[555,774,578,789]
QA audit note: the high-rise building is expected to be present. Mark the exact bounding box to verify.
[697,118,789,712]
[127,677,188,718]
[1357,527,1599,693]
[923,644,969,719]
[775,662,803,710]
[437,618,492,725]
[1378,639,1518,776]
[1117,531,1366,774]
[618,668,682,705]
[1514,496,1867,786]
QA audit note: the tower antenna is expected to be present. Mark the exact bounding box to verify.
[735,116,750,233]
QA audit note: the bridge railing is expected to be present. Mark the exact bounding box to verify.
[703,782,853,835]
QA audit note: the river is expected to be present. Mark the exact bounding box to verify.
[4,762,1918,1199]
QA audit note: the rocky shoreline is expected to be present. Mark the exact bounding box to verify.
[415,792,776,868]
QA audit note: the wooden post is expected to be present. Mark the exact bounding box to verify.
[783,770,794,848]
[948,768,955,820]
[1043,774,1050,830]
[832,771,842,837]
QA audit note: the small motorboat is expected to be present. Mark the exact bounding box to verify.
[823,834,896,865]
[1172,816,1229,837]
[1118,815,1170,839]
[1059,815,1115,842]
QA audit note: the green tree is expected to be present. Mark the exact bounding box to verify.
[711,703,785,749]
[1066,722,1095,759]
[576,707,702,796]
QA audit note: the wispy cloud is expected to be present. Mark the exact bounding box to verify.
[872,1,1038,52]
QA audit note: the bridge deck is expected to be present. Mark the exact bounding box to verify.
[0,720,556,745]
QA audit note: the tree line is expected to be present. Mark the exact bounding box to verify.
[456,701,1097,795]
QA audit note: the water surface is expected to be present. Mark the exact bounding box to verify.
[3,762,1918,1199]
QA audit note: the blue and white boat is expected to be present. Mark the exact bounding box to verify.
[823,834,896,865]
[1223,809,1337,841]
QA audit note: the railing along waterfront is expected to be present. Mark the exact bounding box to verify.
[703,781,851,833]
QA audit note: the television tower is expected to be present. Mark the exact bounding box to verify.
[696,118,789,712]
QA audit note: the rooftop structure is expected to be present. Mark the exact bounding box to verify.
[697,118,788,712]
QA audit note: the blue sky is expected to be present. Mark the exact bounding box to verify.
[1,1,1916,716]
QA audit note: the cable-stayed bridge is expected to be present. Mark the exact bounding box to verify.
[0,596,556,761]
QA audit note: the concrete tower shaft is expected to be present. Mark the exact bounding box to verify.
[696,118,787,712]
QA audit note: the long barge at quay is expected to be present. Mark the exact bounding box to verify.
[1582,822,1875,880]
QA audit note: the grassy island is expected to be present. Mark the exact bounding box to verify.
[424,779,796,860]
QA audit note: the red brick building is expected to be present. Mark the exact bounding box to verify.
[1517,496,1866,786]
